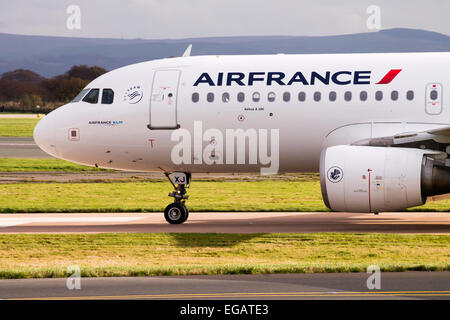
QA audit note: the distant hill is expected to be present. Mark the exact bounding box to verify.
[1,28,449,77]
[1,69,44,82]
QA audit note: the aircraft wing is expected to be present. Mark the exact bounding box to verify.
[352,125,450,160]
[427,126,450,137]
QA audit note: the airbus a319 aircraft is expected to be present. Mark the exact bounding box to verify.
[34,47,450,224]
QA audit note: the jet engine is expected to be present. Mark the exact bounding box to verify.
[320,146,450,213]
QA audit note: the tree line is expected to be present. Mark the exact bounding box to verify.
[0,65,107,112]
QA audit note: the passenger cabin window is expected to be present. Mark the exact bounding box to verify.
[82,89,100,104]
[207,92,214,102]
[406,90,414,101]
[430,90,438,100]
[313,91,321,102]
[101,89,114,104]
[268,92,276,102]
[360,91,368,101]
[192,92,199,103]
[252,92,260,102]
[329,91,336,102]
[298,92,306,102]
[237,92,245,102]
[222,92,230,103]
[391,90,398,101]
[344,91,352,101]
[72,88,90,103]
[283,92,290,102]
[375,91,383,101]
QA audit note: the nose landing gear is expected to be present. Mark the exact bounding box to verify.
[163,172,191,224]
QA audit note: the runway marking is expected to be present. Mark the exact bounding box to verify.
[10,291,450,300]
[0,217,145,227]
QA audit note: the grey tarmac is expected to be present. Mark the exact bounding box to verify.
[0,272,449,300]
[0,211,449,234]
[0,137,49,158]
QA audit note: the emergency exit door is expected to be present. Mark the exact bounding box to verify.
[148,70,181,129]
[425,83,443,115]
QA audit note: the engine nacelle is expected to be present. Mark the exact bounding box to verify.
[320,146,450,213]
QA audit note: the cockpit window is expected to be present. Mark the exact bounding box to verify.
[82,89,100,104]
[72,88,90,103]
[101,89,114,104]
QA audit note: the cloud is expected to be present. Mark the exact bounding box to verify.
[0,0,449,38]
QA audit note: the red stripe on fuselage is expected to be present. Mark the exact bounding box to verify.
[376,69,402,84]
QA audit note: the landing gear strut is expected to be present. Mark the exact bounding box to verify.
[163,172,191,224]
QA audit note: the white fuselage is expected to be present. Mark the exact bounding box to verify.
[34,52,450,174]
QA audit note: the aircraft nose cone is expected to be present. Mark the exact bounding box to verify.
[33,114,58,157]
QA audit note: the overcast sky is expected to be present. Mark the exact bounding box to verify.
[1,0,449,39]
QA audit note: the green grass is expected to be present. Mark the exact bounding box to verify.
[0,233,448,279]
[0,181,327,213]
[0,118,39,136]
[0,158,107,172]
[0,180,449,213]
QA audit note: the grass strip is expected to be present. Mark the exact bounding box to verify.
[0,181,327,212]
[0,233,448,279]
[0,118,39,137]
[0,158,107,172]
[1,181,449,213]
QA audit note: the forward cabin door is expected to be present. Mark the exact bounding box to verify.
[148,70,181,129]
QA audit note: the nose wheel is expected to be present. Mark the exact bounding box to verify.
[163,172,191,224]
[164,202,189,224]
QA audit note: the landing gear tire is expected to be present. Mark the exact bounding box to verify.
[180,205,189,223]
[164,202,188,224]
[163,172,191,224]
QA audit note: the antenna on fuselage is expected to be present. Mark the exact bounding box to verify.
[182,44,192,57]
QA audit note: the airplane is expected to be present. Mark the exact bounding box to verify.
[33,47,450,224]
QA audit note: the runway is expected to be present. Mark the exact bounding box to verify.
[0,211,449,234]
[1,272,449,300]
[0,137,50,158]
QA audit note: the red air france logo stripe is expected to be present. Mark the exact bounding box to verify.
[376,69,402,84]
